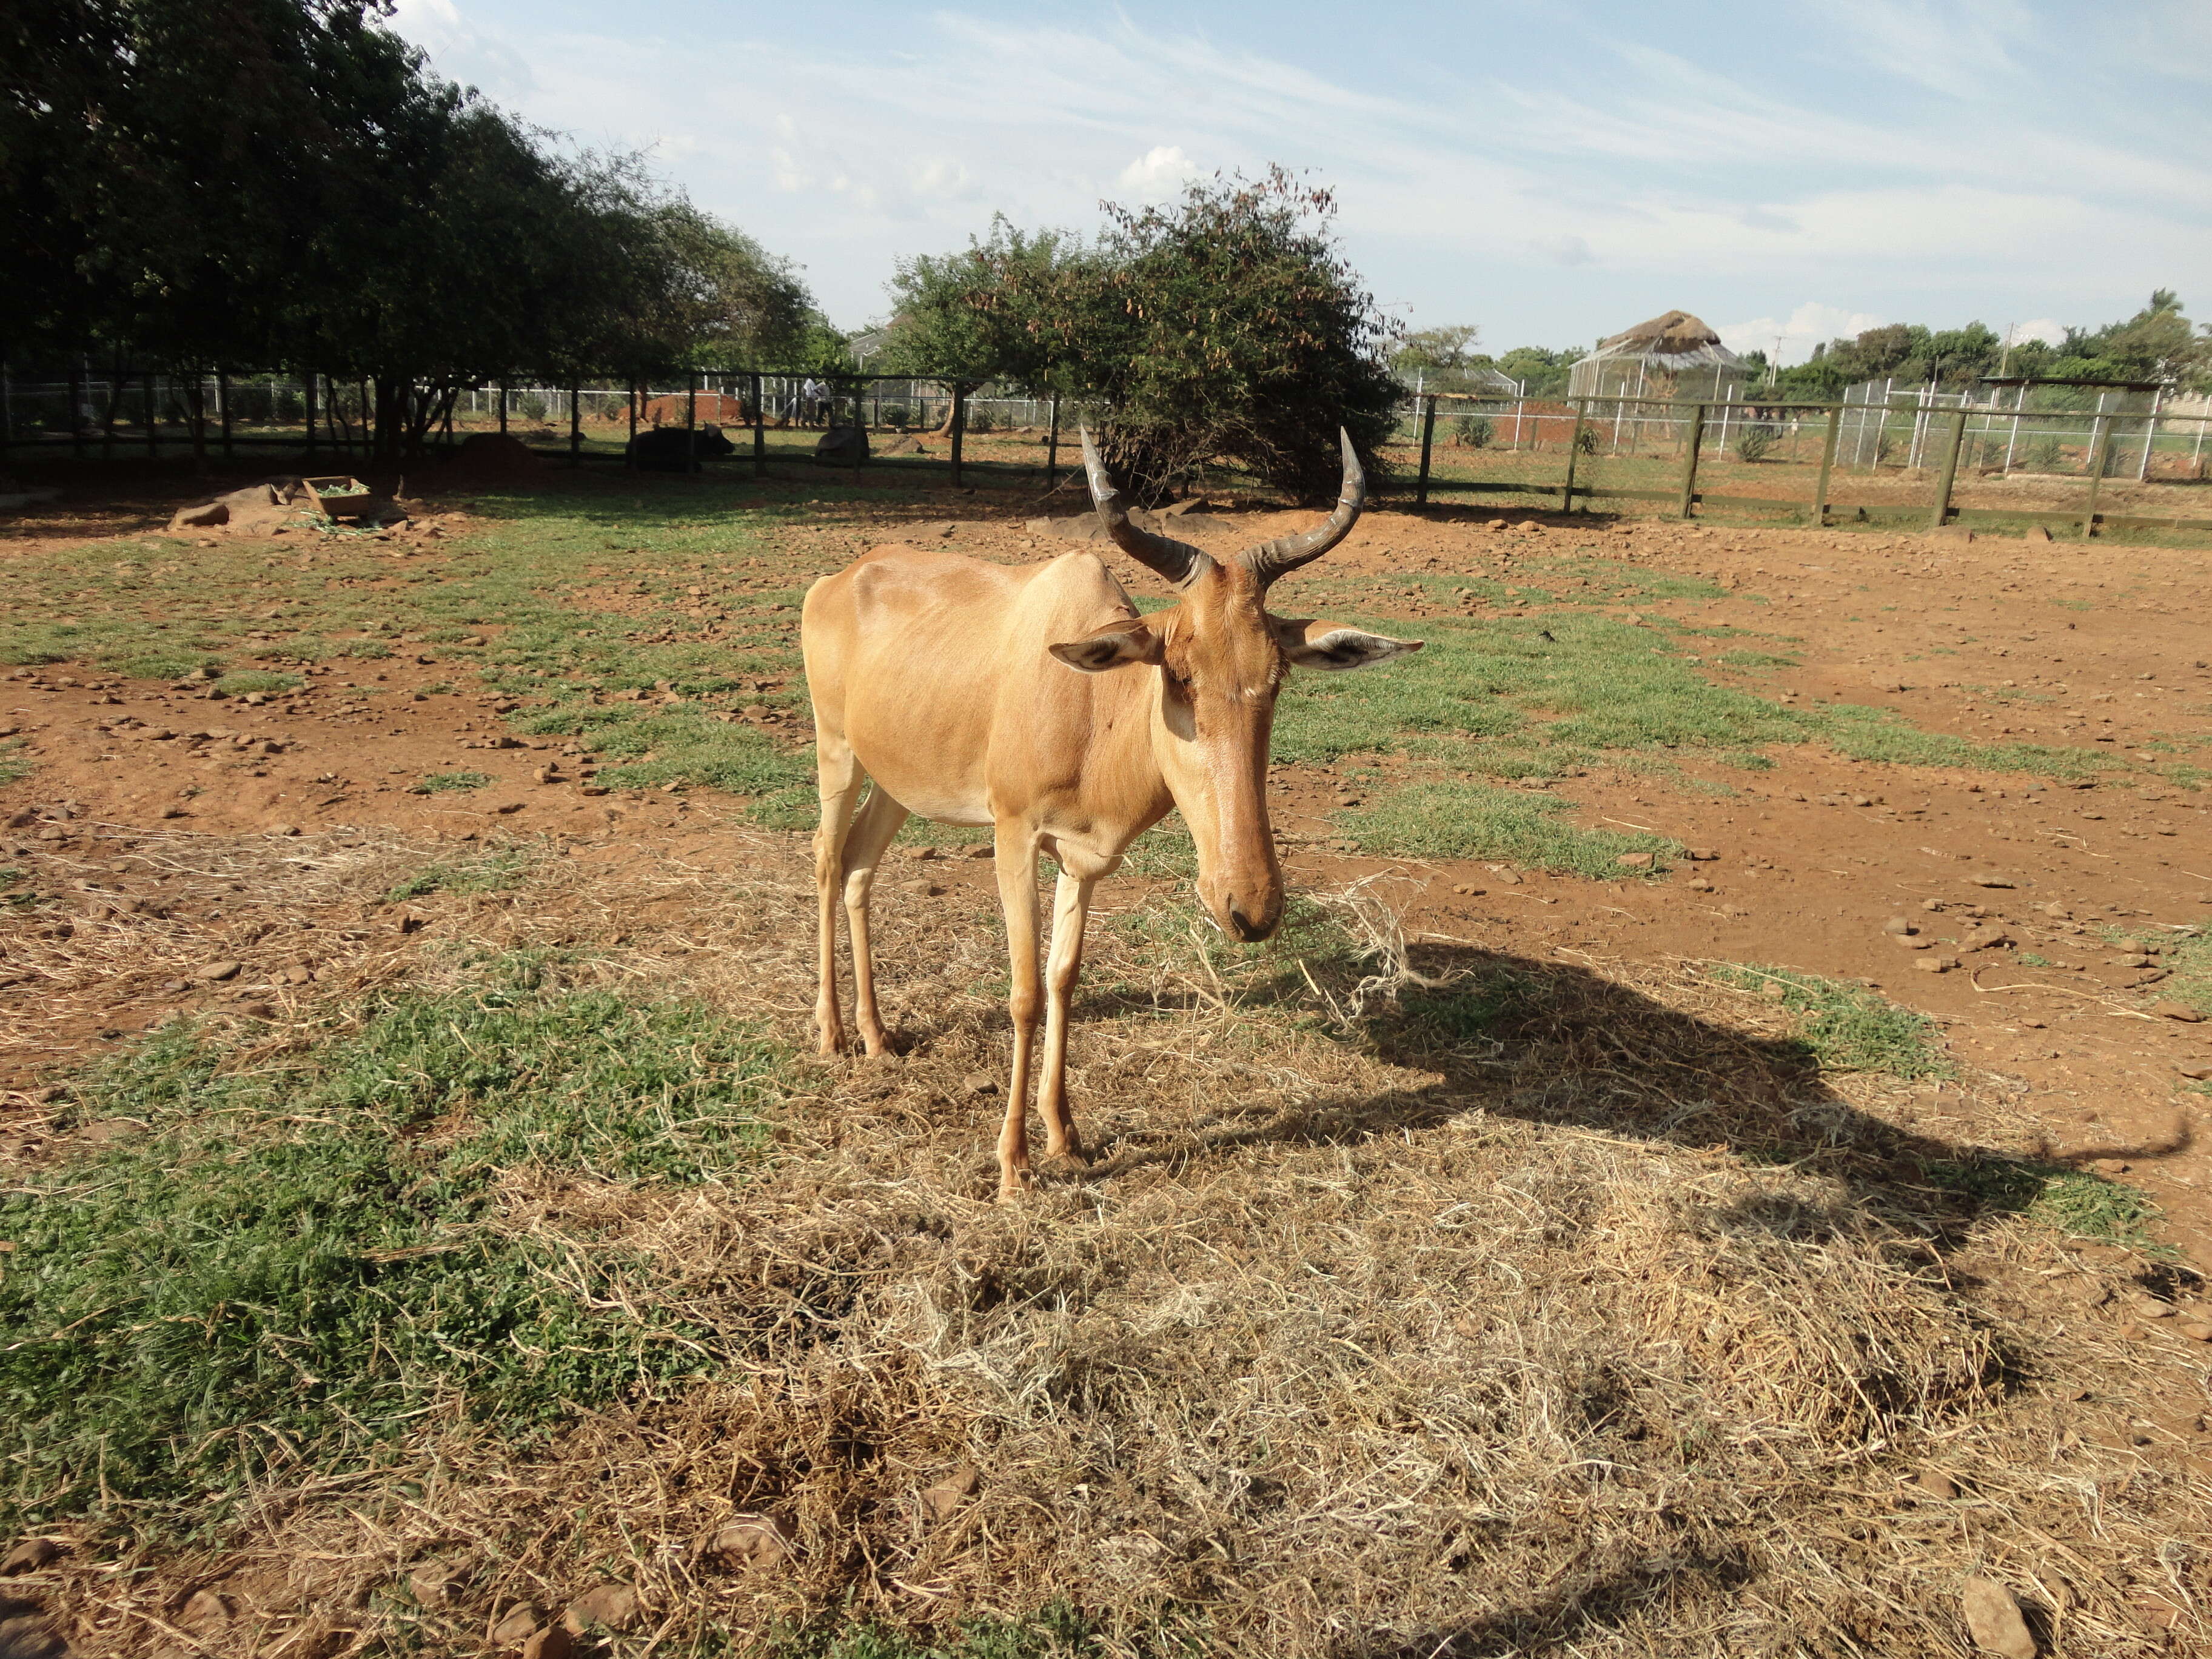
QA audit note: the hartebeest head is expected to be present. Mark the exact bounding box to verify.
[1050,429,1419,942]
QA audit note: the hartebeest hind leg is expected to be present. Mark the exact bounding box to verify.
[991,822,1045,1196]
[839,786,908,1054]
[814,732,908,1057]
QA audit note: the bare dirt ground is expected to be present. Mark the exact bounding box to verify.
[3,464,2211,1656]
[7,478,2208,1245]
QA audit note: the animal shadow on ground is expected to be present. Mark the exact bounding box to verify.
[1081,941,2188,1258]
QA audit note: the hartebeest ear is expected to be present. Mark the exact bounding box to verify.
[1048,617,1165,674]
[1267,616,1423,671]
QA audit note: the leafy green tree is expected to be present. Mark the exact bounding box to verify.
[1491,346,1577,397]
[883,170,1401,503]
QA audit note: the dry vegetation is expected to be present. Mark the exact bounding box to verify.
[3,464,2211,1658]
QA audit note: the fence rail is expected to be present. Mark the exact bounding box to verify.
[1392,391,2212,538]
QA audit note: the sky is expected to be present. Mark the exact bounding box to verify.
[390,0,2212,365]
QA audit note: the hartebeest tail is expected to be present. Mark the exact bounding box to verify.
[802,429,1419,1197]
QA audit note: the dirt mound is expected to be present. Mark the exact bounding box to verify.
[166,478,324,537]
[439,432,545,485]
[643,392,749,427]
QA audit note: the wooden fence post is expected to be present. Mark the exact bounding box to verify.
[217,369,233,460]
[950,381,968,489]
[686,371,699,474]
[1927,406,1969,532]
[1811,404,1841,526]
[1415,395,1437,507]
[497,379,508,435]
[304,374,318,457]
[851,377,864,481]
[2080,415,2111,540]
[751,373,766,478]
[1560,397,1587,512]
[1045,394,1061,489]
[144,373,159,457]
[1676,403,1707,517]
[626,379,637,468]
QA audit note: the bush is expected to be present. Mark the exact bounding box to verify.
[1734,423,1778,463]
[1453,414,1493,449]
[964,405,994,435]
[880,402,909,429]
[518,392,549,424]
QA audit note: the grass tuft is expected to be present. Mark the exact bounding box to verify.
[1924,1159,2166,1253]
[1710,964,1952,1079]
[1340,777,1675,879]
[414,768,493,794]
[0,964,786,1536]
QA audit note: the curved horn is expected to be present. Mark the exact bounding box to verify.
[1079,426,1213,589]
[1239,428,1365,588]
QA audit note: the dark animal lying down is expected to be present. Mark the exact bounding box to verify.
[628,425,736,471]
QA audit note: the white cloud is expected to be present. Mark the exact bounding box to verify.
[1117,145,1201,198]
[1716,303,1888,364]
[2011,318,2068,347]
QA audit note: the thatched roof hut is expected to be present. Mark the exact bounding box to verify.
[1569,310,1746,402]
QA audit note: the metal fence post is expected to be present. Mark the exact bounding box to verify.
[569,385,581,468]
[1415,395,1437,507]
[851,377,864,481]
[686,371,699,474]
[144,372,159,457]
[751,372,765,478]
[2080,415,2111,539]
[304,374,318,457]
[216,369,233,460]
[1676,403,1707,517]
[1560,397,1587,512]
[626,379,637,468]
[950,381,968,489]
[497,379,508,435]
[69,363,86,458]
[1045,394,1061,489]
[1928,406,1969,532]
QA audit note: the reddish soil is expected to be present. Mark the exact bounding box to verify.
[5,481,2210,1258]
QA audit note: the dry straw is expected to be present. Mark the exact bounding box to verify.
[4,820,2208,1656]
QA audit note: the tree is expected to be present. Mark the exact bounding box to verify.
[883,170,1401,504]
[1,0,816,460]
[1393,326,1481,374]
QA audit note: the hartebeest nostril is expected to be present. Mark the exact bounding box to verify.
[1227,903,1276,943]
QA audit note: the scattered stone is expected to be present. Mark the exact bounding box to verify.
[178,1587,233,1629]
[962,1072,999,1097]
[2178,1064,2212,1081]
[899,879,942,897]
[0,1537,61,1575]
[1959,1576,2036,1658]
[193,959,243,982]
[706,1513,797,1572]
[270,823,301,837]
[490,1603,546,1645]
[1614,851,1654,870]
[920,1464,979,1521]
[409,1557,471,1607]
[1883,917,1915,936]
[1871,677,1907,693]
[233,1001,278,1021]
[1492,868,1523,885]
[532,764,559,785]
[1966,873,2016,888]
[1683,846,1718,861]
[494,801,526,815]
[2152,1002,2203,1023]
[965,843,994,859]
[1915,956,1960,974]
[521,1624,574,1659]
[1450,883,1485,896]
[911,845,940,860]
[1915,1470,1958,1500]
[2177,1321,2212,1343]
[561,1582,640,1635]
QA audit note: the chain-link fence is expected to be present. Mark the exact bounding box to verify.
[1388,384,2212,537]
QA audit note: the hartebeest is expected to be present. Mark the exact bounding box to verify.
[802,429,1419,1196]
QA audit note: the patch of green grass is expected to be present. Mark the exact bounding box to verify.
[0,739,28,787]
[1923,1159,2165,1252]
[0,964,786,1536]
[2016,953,2053,968]
[214,668,302,697]
[1717,649,1801,669]
[1710,964,1952,1079]
[414,769,493,794]
[383,849,531,903]
[2162,928,2211,1017]
[1341,777,1675,879]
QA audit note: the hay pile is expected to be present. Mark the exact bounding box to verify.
[6,831,2209,1656]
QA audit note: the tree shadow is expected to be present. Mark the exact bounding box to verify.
[1081,941,2190,1252]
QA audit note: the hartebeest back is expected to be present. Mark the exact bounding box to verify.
[801,430,1419,1196]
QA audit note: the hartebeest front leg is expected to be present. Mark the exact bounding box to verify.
[1036,870,1096,1165]
[812,736,868,1054]
[992,821,1043,1197]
